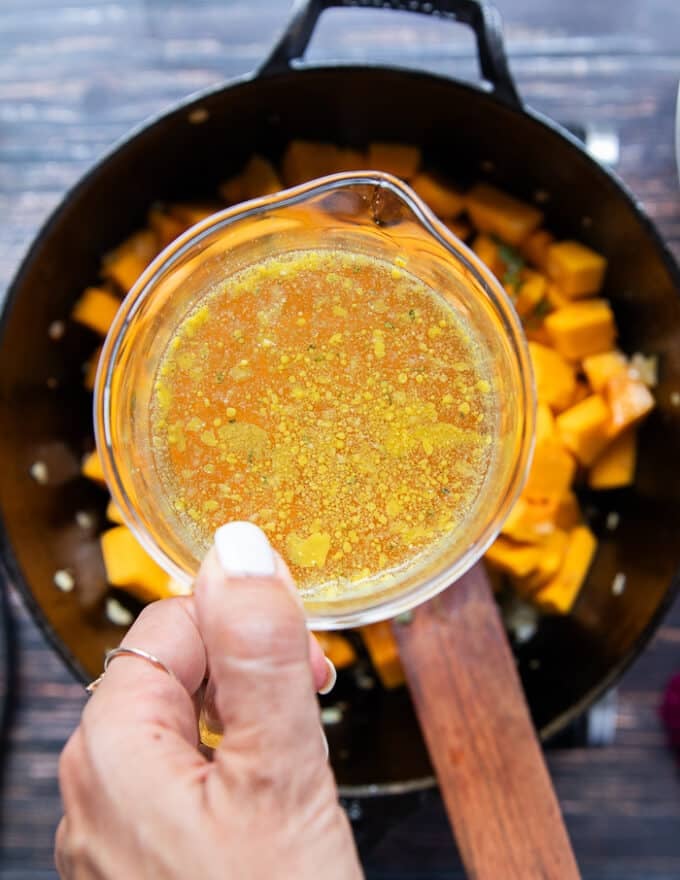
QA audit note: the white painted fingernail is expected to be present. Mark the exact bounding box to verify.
[318,657,337,695]
[215,522,276,577]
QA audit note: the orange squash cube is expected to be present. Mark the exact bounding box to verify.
[105,498,125,525]
[556,394,611,466]
[544,299,615,361]
[533,525,597,613]
[100,526,174,603]
[82,449,105,484]
[604,372,655,437]
[359,621,405,689]
[220,155,282,204]
[485,536,544,579]
[148,207,188,249]
[521,228,555,271]
[334,147,367,172]
[72,287,121,336]
[501,496,557,544]
[535,402,556,441]
[582,350,628,392]
[472,234,506,279]
[281,140,343,186]
[367,142,421,179]
[411,172,464,218]
[446,219,472,241]
[170,203,220,226]
[512,270,547,318]
[523,435,576,503]
[528,342,576,412]
[102,230,158,292]
[588,429,637,489]
[313,632,357,670]
[464,182,543,246]
[546,240,607,297]
[516,528,569,592]
[545,282,572,311]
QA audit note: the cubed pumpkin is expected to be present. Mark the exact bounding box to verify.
[520,228,555,271]
[411,172,464,218]
[464,182,543,246]
[101,230,158,292]
[106,497,125,525]
[544,299,615,360]
[515,528,570,592]
[359,621,405,689]
[501,496,557,544]
[533,526,597,613]
[582,350,628,392]
[512,270,547,319]
[546,240,607,297]
[528,342,576,412]
[523,436,576,503]
[556,394,611,466]
[472,234,507,278]
[535,402,557,441]
[148,207,188,249]
[100,526,174,603]
[220,155,282,204]
[313,632,357,670]
[545,282,572,311]
[82,449,105,484]
[367,142,421,179]
[170,203,220,226]
[334,147,367,172]
[446,219,472,241]
[604,372,655,437]
[281,140,343,186]
[485,536,544,578]
[71,287,121,336]
[588,429,637,489]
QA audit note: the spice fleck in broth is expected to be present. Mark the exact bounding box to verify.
[151,249,496,597]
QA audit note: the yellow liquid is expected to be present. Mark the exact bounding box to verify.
[151,249,496,598]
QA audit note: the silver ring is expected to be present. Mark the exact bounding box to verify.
[85,647,177,694]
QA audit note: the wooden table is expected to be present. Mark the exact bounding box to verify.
[1,1,680,877]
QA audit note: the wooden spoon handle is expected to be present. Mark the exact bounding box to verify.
[393,562,580,880]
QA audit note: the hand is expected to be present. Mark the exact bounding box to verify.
[56,522,362,879]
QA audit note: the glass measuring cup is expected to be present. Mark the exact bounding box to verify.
[95,171,534,630]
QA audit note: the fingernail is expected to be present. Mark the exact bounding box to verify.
[215,522,276,577]
[318,657,337,695]
[321,727,329,761]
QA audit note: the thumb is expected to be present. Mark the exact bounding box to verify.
[194,522,328,771]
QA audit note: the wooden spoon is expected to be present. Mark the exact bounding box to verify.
[393,561,581,879]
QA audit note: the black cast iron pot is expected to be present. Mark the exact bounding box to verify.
[1,0,680,798]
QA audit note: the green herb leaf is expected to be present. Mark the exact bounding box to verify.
[495,239,525,290]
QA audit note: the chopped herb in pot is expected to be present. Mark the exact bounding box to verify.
[495,239,525,290]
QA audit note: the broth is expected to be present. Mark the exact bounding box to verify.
[151,248,497,597]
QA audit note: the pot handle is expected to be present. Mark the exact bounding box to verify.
[259,0,521,108]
